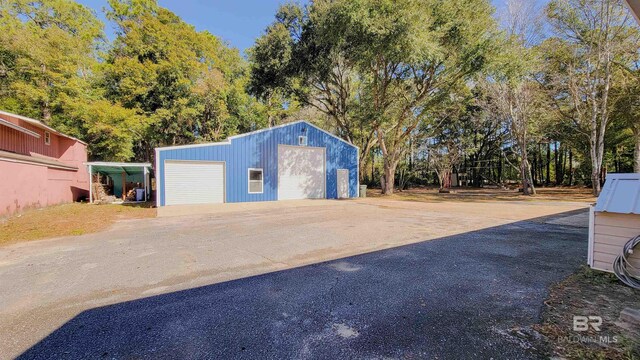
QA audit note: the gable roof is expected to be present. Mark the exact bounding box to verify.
[594,173,640,214]
[156,120,358,151]
[0,110,87,145]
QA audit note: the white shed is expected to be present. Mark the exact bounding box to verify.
[588,173,640,273]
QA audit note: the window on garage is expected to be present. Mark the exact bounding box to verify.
[248,168,263,194]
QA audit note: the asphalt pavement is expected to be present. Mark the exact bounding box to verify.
[18,212,588,359]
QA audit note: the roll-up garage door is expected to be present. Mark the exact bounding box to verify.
[164,161,225,205]
[277,145,325,200]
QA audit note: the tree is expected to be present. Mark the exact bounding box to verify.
[103,0,255,160]
[336,0,498,194]
[543,0,637,195]
[422,91,471,190]
[0,0,103,122]
[610,66,640,172]
[249,1,377,179]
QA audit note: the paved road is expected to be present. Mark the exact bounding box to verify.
[17,210,588,359]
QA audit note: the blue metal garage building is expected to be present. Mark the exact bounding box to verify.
[155,121,359,206]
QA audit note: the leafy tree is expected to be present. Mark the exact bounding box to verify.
[340,0,498,194]
[542,0,637,195]
[103,0,257,160]
[249,1,377,179]
[0,0,103,122]
[610,66,640,172]
[251,0,500,194]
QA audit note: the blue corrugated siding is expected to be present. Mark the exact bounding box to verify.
[157,121,358,206]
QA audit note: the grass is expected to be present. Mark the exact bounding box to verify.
[366,186,596,203]
[535,266,640,359]
[0,203,156,246]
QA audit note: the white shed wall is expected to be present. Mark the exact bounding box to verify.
[591,212,640,273]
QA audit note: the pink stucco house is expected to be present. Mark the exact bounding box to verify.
[0,110,89,216]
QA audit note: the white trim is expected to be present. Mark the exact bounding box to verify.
[143,166,149,201]
[86,161,152,167]
[155,148,161,206]
[0,118,41,138]
[248,168,264,194]
[298,135,307,146]
[44,131,51,145]
[155,139,231,151]
[297,121,359,150]
[89,164,93,203]
[357,147,360,198]
[588,205,595,267]
[155,120,359,152]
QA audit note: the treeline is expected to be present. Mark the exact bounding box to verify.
[0,0,271,161]
[250,0,640,196]
[1,0,639,196]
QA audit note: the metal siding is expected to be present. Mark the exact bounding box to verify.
[157,121,358,206]
[595,173,640,214]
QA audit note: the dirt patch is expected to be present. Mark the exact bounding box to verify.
[366,186,596,203]
[536,266,640,359]
[0,203,155,246]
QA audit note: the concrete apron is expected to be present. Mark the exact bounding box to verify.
[156,199,349,217]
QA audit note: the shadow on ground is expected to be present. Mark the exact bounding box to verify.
[18,210,588,360]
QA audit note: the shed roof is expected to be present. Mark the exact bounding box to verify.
[594,173,640,214]
[87,162,151,176]
[0,149,78,171]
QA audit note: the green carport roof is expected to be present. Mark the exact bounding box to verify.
[87,162,152,176]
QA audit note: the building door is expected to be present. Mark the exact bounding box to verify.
[164,161,224,205]
[277,145,325,200]
[337,169,349,199]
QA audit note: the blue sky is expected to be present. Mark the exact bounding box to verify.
[76,0,543,55]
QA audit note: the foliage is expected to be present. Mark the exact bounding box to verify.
[103,0,259,159]
[0,0,103,121]
[1,0,638,188]
[540,0,638,195]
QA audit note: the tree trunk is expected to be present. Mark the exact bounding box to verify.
[546,142,551,186]
[381,159,398,195]
[498,152,503,184]
[538,143,543,186]
[531,148,537,186]
[568,150,573,186]
[521,160,530,195]
[591,157,602,196]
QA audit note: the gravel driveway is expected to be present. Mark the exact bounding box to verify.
[0,198,588,359]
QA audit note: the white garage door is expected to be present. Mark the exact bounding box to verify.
[278,145,325,200]
[164,161,224,205]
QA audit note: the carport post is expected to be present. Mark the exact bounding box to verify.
[88,164,93,203]
[122,171,126,200]
[143,167,149,201]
